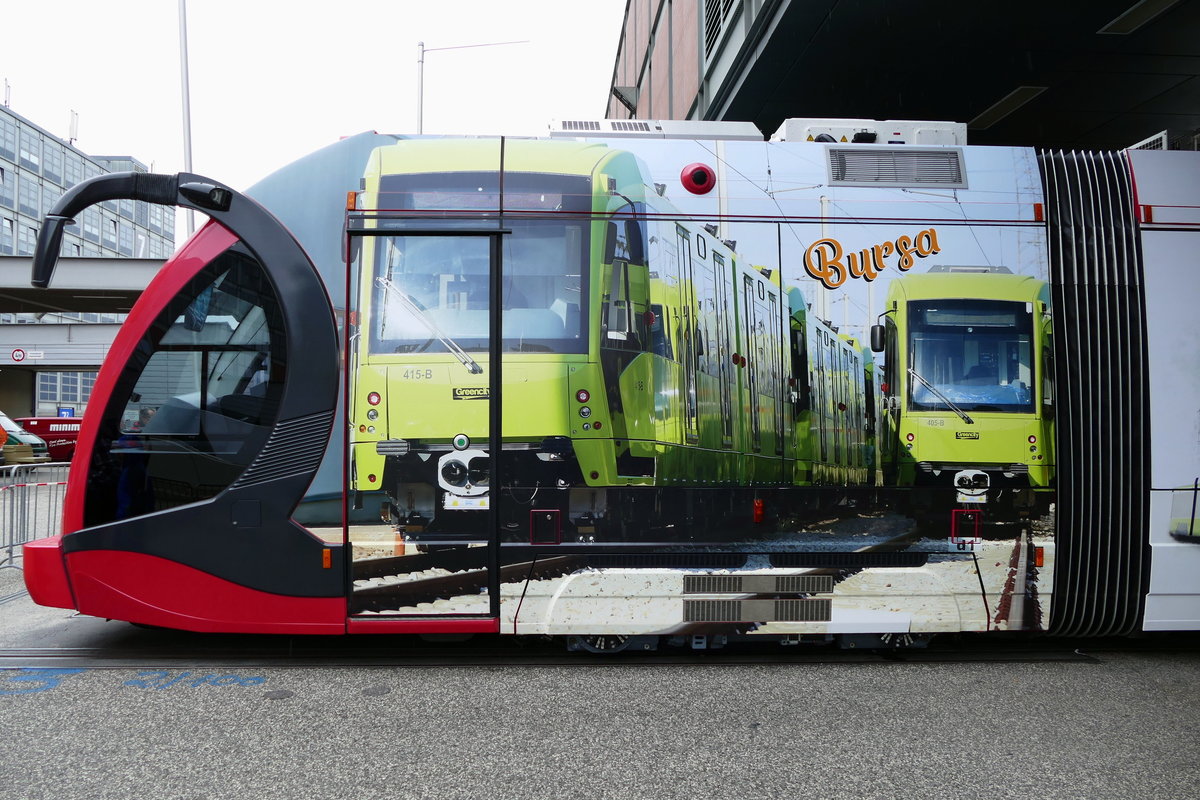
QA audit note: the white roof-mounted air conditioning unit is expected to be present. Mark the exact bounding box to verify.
[772,118,967,146]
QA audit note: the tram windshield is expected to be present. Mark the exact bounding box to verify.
[907,299,1034,413]
[367,172,590,356]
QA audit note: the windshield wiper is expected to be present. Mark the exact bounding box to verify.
[376,278,483,374]
[908,368,974,424]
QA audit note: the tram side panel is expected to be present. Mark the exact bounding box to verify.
[337,136,1061,638]
[1130,149,1200,630]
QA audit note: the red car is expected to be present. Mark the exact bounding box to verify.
[14,417,82,461]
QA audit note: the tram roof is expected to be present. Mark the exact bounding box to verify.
[886,271,1048,303]
[368,137,623,179]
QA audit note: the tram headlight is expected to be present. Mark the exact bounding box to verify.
[579,406,592,418]
[366,409,378,421]
[467,458,490,486]
[441,460,468,487]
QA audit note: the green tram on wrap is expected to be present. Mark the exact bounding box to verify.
[347,138,876,540]
[872,269,1055,518]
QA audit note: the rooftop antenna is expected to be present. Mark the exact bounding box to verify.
[179,0,195,235]
[69,110,79,146]
[3,79,10,107]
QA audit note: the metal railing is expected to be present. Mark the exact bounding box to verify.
[1,462,70,570]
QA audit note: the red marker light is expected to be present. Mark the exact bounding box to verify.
[681,163,716,195]
[906,433,915,442]
[593,422,602,430]
[367,392,381,406]
[576,389,590,403]
[1028,435,1037,444]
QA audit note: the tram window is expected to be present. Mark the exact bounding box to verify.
[85,247,286,526]
[907,299,1034,413]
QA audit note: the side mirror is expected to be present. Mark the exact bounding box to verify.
[626,220,645,265]
[604,221,618,264]
[870,324,886,353]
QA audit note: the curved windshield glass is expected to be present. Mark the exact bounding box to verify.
[367,172,590,355]
[907,299,1034,413]
[85,246,286,525]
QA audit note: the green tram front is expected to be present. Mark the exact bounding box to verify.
[874,270,1054,517]
[347,139,641,538]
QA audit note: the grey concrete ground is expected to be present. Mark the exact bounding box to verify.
[2,566,1199,800]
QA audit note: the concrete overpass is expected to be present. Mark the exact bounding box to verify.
[0,255,162,415]
[0,255,162,315]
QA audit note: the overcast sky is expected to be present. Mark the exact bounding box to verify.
[2,0,626,235]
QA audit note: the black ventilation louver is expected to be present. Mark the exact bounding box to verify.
[1038,149,1150,637]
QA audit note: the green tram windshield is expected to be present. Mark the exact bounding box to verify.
[907,299,1035,413]
[367,172,591,355]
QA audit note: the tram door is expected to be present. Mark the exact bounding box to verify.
[345,229,502,621]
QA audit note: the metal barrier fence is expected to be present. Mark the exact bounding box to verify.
[1,463,70,570]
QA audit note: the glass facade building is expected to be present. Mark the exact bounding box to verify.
[0,104,175,415]
[0,105,175,260]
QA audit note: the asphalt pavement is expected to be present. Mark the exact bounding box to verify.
[2,563,1199,800]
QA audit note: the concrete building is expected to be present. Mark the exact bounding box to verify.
[0,103,173,417]
[604,0,1200,150]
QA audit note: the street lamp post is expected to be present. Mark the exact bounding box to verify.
[417,39,528,134]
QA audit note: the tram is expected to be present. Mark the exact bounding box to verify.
[348,138,872,542]
[872,269,1055,519]
[20,122,1200,647]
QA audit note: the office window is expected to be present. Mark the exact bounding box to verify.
[43,143,63,184]
[0,216,13,254]
[102,214,117,250]
[18,173,39,217]
[64,151,82,188]
[17,224,37,256]
[18,128,40,172]
[42,184,59,217]
[119,198,133,220]
[0,116,16,161]
[0,165,13,209]
[82,207,100,243]
[118,222,134,256]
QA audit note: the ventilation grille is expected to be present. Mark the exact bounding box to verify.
[610,120,651,132]
[776,574,835,594]
[683,574,836,594]
[774,598,832,622]
[685,599,741,622]
[560,120,601,131]
[1038,149,1149,637]
[828,147,967,188]
[685,575,743,594]
[704,0,737,57]
[231,411,335,489]
[683,598,833,622]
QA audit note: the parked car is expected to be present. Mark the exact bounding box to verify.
[15,416,82,461]
[0,412,52,464]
